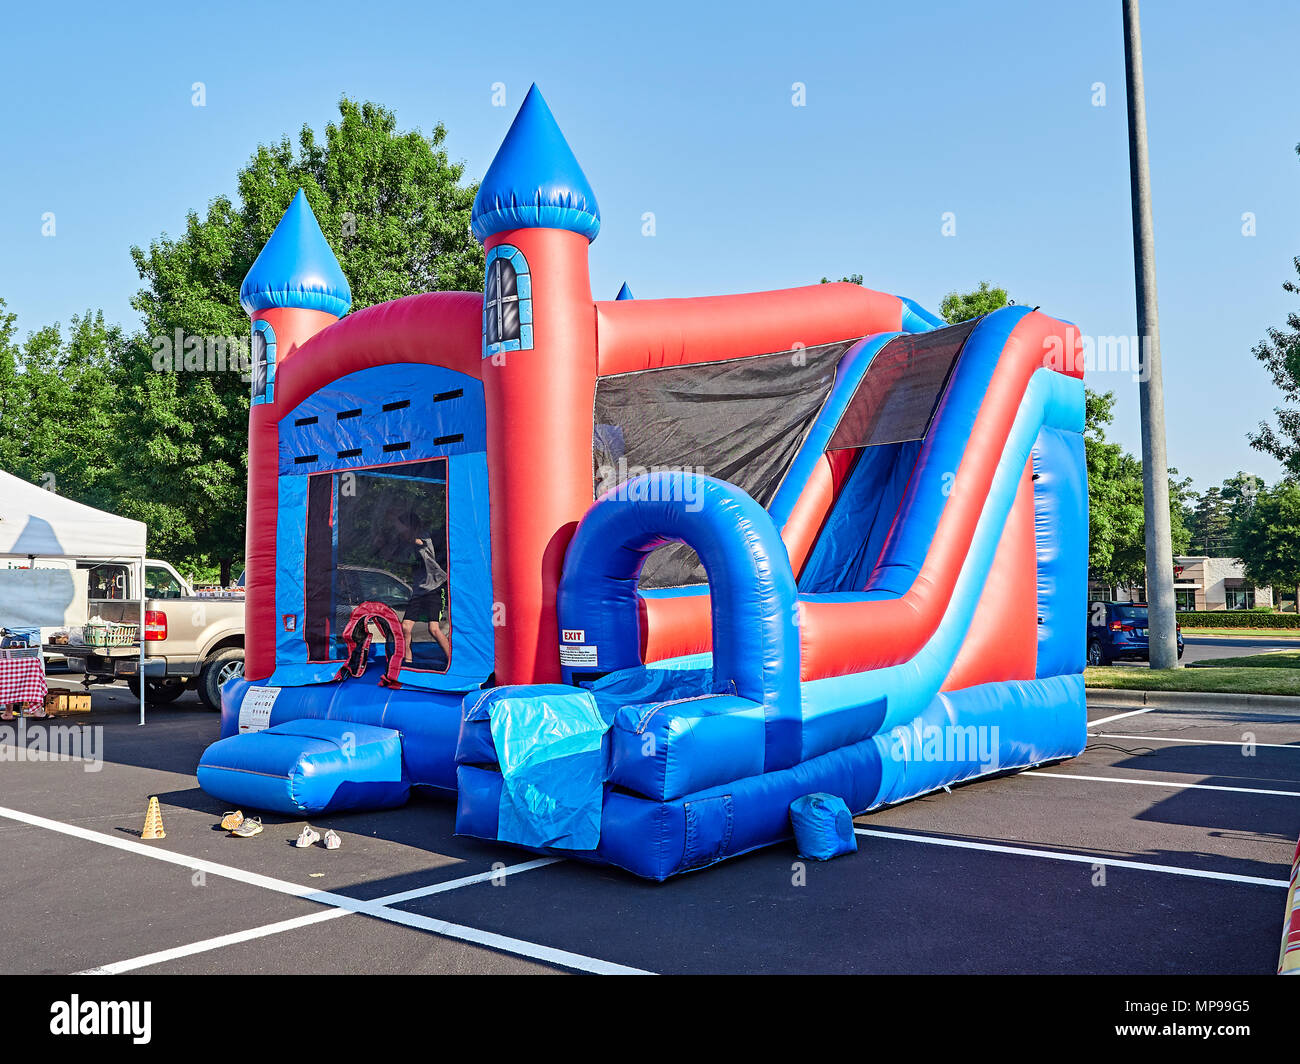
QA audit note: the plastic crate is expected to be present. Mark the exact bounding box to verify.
[84,622,139,648]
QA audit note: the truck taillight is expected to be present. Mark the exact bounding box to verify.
[145,611,167,640]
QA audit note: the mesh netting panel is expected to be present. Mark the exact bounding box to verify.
[826,320,975,451]
[304,460,450,670]
[593,339,856,588]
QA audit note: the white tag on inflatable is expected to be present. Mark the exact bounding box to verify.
[559,644,598,668]
[238,685,281,733]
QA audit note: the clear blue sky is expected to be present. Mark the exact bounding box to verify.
[2,0,1296,492]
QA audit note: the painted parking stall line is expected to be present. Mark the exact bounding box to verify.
[855,828,1289,889]
[1024,770,1300,798]
[0,805,648,976]
[78,857,562,975]
[1085,706,1159,727]
[1088,732,1300,750]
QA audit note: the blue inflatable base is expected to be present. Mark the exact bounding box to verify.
[220,663,465,796]
[198,718,409,816]
[216,668,1085,878]
[455,674,1086,880]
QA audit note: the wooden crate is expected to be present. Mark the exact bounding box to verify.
[45,690,92,714]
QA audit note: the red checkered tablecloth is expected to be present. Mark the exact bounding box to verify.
[0,657,47,705]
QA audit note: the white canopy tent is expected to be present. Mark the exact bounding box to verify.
[0,471,148,724]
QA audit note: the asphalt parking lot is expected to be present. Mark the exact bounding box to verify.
[1,676,1296,975]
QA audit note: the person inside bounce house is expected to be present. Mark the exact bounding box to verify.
[395,510,451,666]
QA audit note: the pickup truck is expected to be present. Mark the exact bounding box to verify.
[51,559,245,710]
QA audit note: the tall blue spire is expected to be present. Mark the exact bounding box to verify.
[615,282,634,300]
[240,189,352,318]
[471,84,600,244]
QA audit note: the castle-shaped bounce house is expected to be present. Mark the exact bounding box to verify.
[200,85,1088,879]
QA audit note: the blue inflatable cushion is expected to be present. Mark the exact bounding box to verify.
[608,694,766,801]
[197,718,409,816]
[789,792,858,861]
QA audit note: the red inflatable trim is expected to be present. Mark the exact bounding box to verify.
[272,292,483,414]
[940,458,1038,691]
[594,283,903,376]
[797,312,1082,680]
[782,447,861,577]
[482,228,598,684]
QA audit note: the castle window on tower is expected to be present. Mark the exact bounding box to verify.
[251,319,277,404]
[483,244,532,358]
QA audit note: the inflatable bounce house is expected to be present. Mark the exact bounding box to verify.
[200,85,1088,879]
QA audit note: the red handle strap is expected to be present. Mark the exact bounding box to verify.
[335,601,406,689]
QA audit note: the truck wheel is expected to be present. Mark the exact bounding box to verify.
[131,677,187,704]
[198,648,244,712]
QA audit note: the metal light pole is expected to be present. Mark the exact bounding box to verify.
[1122,0,1179,668]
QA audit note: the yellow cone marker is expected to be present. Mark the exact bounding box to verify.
[141,796,166,840]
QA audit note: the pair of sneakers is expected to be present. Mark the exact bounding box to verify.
[295,825,340,850]
[221,810,262,837]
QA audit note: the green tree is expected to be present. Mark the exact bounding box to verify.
[123,97,484,582]
[1184,472,1264,557]
[938,283,1190,590]
[940,281,1011,324]
[1080,389,1191,589]
[1187,486,1231,554]
[819,274,864,286]
[0,299,24,478]
[1236,480,1300,610]
[1248,146,1300,474]
[1222,471,1264,530]
[0,303,128,509]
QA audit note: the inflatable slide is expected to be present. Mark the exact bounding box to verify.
[200,85,1088,879]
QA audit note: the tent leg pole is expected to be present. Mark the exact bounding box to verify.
[138,556,146,726]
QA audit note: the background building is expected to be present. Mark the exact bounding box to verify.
[1090,556,1275,610]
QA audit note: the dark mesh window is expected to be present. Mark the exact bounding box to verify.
[304,460,452,672]
[826,320,974,451]
[593,339,856,587]
[485,258,520,346]
[251,328,268,399]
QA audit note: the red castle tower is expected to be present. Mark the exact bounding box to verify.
[239,189,352,682]
[470,84,602,684]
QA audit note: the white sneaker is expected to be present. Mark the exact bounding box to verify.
[294,825,320,848]
[323,830,341,850]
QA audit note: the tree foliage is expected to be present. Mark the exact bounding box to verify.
[940,281,1011,325]
[1082,391,1192,586]
[1249,146,1300,474]
[1236,480,1300,606]
[0,301,129,509]
[938,283,1190,587]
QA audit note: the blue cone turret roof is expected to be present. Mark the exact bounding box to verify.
[240,189,352,318]
[471,85,600,244]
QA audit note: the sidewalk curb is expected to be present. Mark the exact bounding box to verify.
[1085,687,1300,710]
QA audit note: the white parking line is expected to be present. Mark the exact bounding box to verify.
[77,910,347,975]
[0,805,650,976]
[1089,732,1300,750]
[77,858,560,975]
[854,828,1289,888]
[1023,770,1300,798]
[1086,706,1158,727]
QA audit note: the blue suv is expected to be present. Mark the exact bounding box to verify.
[1087,601,1184,666]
